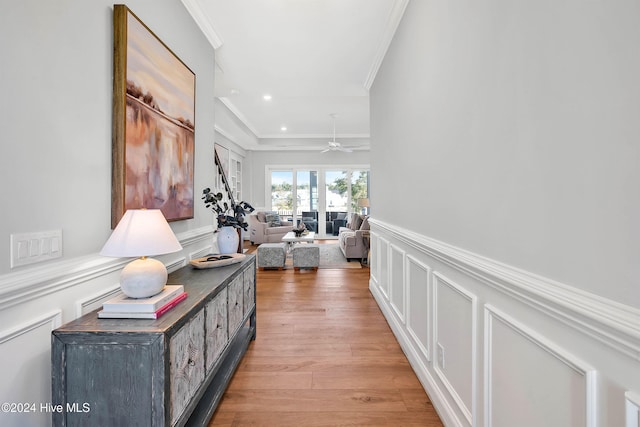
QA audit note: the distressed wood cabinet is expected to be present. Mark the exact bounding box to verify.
[51,255,256,427]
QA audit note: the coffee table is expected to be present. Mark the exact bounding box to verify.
[282,231,315,252]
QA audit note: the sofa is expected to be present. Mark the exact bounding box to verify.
[247,211,294,245]
[338,214,370,261]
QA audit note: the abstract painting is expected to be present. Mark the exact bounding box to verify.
[111,5,195,227]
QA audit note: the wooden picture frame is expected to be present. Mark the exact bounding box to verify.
[112,5,195,228]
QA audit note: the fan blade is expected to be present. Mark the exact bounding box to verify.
[320,148,331,153]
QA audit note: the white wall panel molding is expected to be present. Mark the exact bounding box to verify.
[166,256,188,274]
[0,226,213,310]
[189,246,213,262]
[406,255,432,363]
[0,310,62,426]
[377,236,390,300]
[75,284,121,318]
[178,225,216,247]
[0,255,121,310]
[370,231,380,284]
[369,218,640,360]
[484,305,597,427]
[368,280,463,427]
[389,243,406,323]
[433,272,477,426]
[625,391,640,427]
[0,310,62,345]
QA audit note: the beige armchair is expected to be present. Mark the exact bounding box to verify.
[338,214,370,261]
[247,211,294,245]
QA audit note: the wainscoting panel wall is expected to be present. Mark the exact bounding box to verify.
[0,225,215,427]
[369,219,640,427]
[484,305,596,427]
[375,236,390,300]
[433,272,477,426]
[389,244,406,323]
[0,311,62,427]
[406,255,431,366]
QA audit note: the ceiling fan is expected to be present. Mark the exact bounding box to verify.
[321,114,352,153]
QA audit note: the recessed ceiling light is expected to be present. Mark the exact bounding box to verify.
[230,88,240,95]
[263,94,272,101]
[281,126,287,131]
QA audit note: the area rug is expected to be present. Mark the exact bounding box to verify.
[318,244,362,269]
[283,244,362,269]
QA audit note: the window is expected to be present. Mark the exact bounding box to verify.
[268,166,370,238]
[270,171,293,220]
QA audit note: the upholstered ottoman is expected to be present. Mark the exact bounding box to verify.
[257,242,286,270]
[292,244,320,270]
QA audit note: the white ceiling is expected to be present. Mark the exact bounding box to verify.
[182,0,408,151]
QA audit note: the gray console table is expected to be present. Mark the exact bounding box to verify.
[51,255,256,427]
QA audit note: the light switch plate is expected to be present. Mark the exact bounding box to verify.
[11,230,63,268]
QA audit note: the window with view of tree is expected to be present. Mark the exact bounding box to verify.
[269,167,369,237]
[328,170,370,213]
[271,171,293,217]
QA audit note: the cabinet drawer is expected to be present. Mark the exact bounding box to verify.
[170,309,205,425]
[205,288,228,372]
[228,275,244,335]
[243,266,255,314]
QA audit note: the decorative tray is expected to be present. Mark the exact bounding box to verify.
[189,253,246,269]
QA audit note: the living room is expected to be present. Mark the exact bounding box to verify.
[2,1,640,427]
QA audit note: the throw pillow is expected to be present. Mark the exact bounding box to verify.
[348,213,357,230]
[360,216,370,230]
[265,213,282,227]
[351,214,363,231]
[257,211,267,222]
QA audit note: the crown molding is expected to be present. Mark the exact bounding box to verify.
[259,133,370,140]
[181,0,223,49]
[217,97,260,138]
[214,125,236,143]
[363,0,410,90]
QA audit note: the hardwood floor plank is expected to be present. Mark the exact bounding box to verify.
[236,356,417,373]
[210,411,441,427]
[208,242,443,426]
[311,368,424,390]
[216,389,408,412]
[227,372,313,390]
[254,332,398,345]
[246,342,353,358]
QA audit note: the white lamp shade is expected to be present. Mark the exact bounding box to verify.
[100,209,183,257]
[357,198,370,208]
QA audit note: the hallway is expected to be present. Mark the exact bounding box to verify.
[209,254,443,426]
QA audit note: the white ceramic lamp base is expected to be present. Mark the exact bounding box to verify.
[120,257,168,298]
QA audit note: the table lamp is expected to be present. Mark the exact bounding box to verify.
[357,198,370,215]
[100,209,183,298]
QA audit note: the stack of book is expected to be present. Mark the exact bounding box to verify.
[98,285,187,319]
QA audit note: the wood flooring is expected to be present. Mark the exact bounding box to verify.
[208,242,443,426]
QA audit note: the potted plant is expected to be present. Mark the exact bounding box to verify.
[202,188,254,253]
